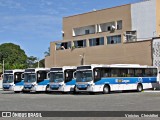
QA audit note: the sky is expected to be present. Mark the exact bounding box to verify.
[0,0,142,59]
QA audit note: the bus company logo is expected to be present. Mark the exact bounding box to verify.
[138,77,143,83]
[2,112,11,117]
[116,79,122,83]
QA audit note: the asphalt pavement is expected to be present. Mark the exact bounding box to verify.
[0,90,160,120]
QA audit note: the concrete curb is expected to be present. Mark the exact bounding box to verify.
[144,90,160,93]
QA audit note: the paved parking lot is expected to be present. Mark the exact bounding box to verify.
[0,90,160,120]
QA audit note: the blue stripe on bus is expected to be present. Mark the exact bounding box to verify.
[15,80,24,86]
[95,77,157,85]
[66,79,76,85]
[38,79,49,85]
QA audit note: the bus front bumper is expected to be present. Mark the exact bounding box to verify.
[49,85,74,92]
[14,86,24,92]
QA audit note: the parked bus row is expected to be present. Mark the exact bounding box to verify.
[2,64,159,94]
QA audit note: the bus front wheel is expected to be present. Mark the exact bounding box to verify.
[45,85,50,93]
[103,85,110,94]
[14,91,20,93]
[137,84,143,92]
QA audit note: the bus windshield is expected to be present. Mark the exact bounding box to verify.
[24,73,36,83]
[76,70,92,82]
[50,72,63,83]
[3,74,14,83]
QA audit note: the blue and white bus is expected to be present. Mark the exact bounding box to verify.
[23,68,50,93]
[75,64,159,94]
[49,66,76,93]
[2,69,24,93]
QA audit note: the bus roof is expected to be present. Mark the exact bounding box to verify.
[4,69,24,73]
[25,68,50,72]
[50,66,76,72]
[76,64,157,69]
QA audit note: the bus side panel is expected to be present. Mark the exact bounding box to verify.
[94,77,157,91]
[36,79,49,91]
[14,80,24,91]
[64,79,76,92]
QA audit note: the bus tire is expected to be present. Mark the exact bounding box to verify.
[14,91,20,93]
[137,83,143,92]
[22,91,29,93]
[73,86,77,94]
[89,92,95,95]
[103,85,110,94]
[45,85,50,93]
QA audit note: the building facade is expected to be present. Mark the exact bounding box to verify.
[45,0,160,68]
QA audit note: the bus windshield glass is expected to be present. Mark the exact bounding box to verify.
[50,72,63,83]
[3,74,14,83]
[24,73,36,83]
[76,70,92,82]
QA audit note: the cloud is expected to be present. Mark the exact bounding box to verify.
[0,0,25,10]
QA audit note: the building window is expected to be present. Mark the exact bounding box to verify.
[89,37,104,46]
[117,20,122,30]
[107,35,121,44]
[74,40,86,48]
[56,41,71,50]
[85,30,90,34]
[73,25,95,36]
[99,21,115,32]
[125,31,137,42]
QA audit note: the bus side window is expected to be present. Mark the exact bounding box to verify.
[37,71,47,83]
[94,69,101,82]
[101,68,110,77]
[135,69,143,77]
[152,68,157,77]
[65,70,75,83]
[127,69,134,77]
[14,72,22,83]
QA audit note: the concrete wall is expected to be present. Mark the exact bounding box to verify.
[131,0,156,40]
[63,4,132,41]
[156,0,160,36]
[45,40,152,67]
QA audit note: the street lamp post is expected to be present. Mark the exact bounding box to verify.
[0,52,5,74]
[37,58,40,68]
[79,53,85,65]
[3,60,4,75]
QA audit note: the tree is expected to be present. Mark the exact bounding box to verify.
[33,59,45,68]
[26,56,38,68]
[44,47,50,57]
[0,43,28,70]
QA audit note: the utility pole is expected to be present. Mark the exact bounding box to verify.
[37,58,40,68]
[3,60,4,75]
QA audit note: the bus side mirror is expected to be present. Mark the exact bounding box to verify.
[95,71,98,77]
[21,73,24,79]
[47,72,50,79]
[37,74,40,77]
[73,71,76,79]
[15,75,18,79]
[66,73,68,77]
